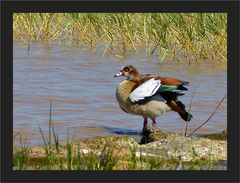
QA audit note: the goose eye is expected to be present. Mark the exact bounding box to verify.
[124,67,130,72]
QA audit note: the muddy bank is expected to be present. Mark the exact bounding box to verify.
[30,127,227,162]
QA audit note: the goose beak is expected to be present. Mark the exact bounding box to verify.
[114,71,123,77]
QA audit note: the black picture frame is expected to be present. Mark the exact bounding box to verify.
[1,0,239,182]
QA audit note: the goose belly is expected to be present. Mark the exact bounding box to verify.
[125,100,171,118]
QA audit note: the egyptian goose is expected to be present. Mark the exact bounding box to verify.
[114,65,193,134]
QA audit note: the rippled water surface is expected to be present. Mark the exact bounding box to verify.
[13,42,227,146]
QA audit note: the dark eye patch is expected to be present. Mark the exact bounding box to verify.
[124,67,130,72]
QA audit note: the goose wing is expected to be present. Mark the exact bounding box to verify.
[129,78,161,102]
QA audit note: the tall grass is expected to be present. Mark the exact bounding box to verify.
[13,13,227,63]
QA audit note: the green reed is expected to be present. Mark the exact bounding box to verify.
[13,134,30,170]
[13,13,227,63]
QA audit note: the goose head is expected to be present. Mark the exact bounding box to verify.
[114,65,140,80]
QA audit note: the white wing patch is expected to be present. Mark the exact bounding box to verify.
[129,78,161,102]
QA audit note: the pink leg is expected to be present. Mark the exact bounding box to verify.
[152,118,157,126]
[141,117,148,134]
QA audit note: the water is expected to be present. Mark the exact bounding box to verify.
[13,42,227,146]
